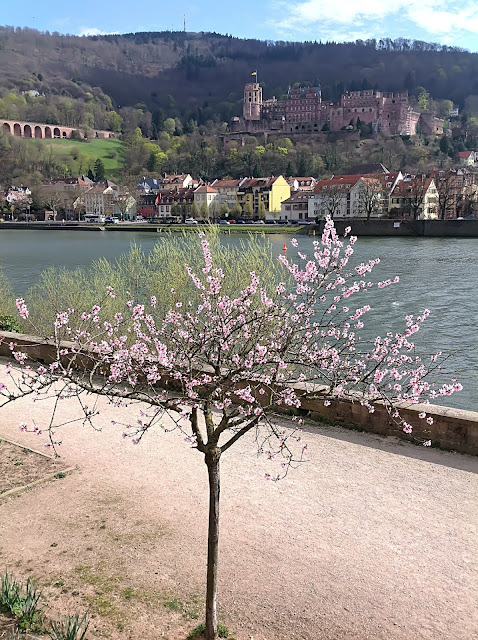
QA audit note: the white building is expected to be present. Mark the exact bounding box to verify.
[193,185,219,211]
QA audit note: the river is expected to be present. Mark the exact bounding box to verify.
[0,229,476,412]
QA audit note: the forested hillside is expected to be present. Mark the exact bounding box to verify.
[1,26,478,134]
[1,27,478,188]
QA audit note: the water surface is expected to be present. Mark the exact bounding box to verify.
[1,229,476,411]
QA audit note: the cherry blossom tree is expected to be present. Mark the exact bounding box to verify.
[0,219,461,640]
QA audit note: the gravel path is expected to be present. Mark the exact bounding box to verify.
[0,379,476,640]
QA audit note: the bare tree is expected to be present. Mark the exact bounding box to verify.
[399,176,432,220]
[32,184,68,220]
[435,172,458,220]
[355,178,384,219]
[319,185,346,218]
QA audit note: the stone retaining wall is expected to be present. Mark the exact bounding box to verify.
[319,218,478,238]
[1,331,476,455]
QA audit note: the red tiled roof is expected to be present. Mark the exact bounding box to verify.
[314,176,363,192]
[391,177,434,196]
[211,179,242,188]
[194,185,218,194]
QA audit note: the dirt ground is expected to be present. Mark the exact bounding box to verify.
[0,372,477,640]
[0,439,68,496]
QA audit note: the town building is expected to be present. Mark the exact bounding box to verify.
[280,191,314,222]
[430,169,478,218]
[84,184,136,219]
[390,176,438,219]
[193,185,219,212]
[137,174,197,195]
[307,172,403,220]
[236,176,291,219]
[458,151,477,166]
[210,179,243,209]
[6,185,32,208]
[286,177,317,191]
[155,187,196,219]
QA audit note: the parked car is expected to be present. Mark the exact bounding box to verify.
[235,220,246,224]
[253,220,265,225]
[218,219,229,225]
[105,216,119,224]
[184,218,198,225]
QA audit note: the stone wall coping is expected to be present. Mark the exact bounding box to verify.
[1,331,477,454]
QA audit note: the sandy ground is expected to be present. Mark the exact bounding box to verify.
[0,371,477,640]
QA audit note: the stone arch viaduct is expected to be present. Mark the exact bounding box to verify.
[1,119,116,140]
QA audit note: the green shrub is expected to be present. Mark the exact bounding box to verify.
[0,315,22,333]
[14,578,44,632]
[0,569,21,613]
[49,613,89,640]
[0,571,43,632]
[23,232,287,341]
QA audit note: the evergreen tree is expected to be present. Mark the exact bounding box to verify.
[94,158,106,182]
[439,134,450,155]
[146,151,157,173]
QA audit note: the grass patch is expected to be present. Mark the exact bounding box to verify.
[41,139,125,179]
[162,592,202,621]
[188,622,234,639]
[164,597,183,613]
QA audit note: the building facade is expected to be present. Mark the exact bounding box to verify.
[235,82,430,137]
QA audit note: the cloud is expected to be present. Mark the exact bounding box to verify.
[270,0,478,46]
[77,27,110,37]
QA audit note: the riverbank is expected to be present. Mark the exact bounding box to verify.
[317,218,478,237]
[0,222,305,234]
[1,219,478,236]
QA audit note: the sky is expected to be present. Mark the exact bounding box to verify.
[2,0,478,52]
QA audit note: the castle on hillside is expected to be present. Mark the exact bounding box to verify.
[230,81,443,137]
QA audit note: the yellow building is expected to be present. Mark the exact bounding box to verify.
[236,176,291,218]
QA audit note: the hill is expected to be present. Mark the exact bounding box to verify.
[1,27,478,133]
[45,138,125,179]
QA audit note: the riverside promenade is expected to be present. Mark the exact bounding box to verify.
[0,365,476,640]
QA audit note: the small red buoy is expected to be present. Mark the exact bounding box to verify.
[282,244,287,251]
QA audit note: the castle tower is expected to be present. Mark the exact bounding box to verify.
[243,82,262,121]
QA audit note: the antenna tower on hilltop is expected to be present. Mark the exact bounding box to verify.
[184,14,186,32]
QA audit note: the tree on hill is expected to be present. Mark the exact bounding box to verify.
[94,158,106,182]
[2,223,459,640]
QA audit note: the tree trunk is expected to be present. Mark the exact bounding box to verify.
[205,449,221,640]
